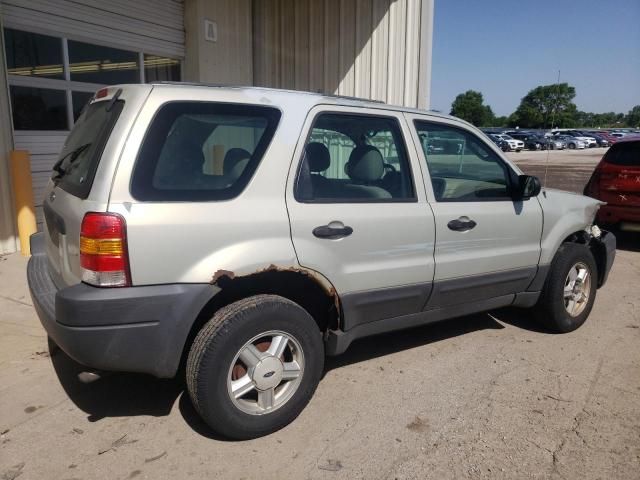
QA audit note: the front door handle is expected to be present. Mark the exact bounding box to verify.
[447,216,477,232]
[313,222,354,239]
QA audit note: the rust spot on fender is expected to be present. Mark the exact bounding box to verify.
[210,264,341,328]
[211,269,235,283]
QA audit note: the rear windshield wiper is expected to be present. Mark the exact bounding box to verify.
[52,142,91,179]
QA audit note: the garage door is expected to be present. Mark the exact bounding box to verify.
[2,0,184,228]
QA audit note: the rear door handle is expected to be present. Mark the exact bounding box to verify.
[447,217,477,232]
[313,222,353,239]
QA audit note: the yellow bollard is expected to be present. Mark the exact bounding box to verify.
[9,150,37,256]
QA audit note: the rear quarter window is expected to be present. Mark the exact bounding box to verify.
[131,102,281,201]
[605,141,640,166]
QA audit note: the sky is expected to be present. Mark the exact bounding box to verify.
[430,0,640,116]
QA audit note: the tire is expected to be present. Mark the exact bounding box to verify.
[186,295,324,440]
[534,243,597,333]
[569,142,576,149]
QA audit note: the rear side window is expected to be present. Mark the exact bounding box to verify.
[131,102,281,201]
[605,141,640,166]
[53,99,124,198]
[295,113,415,202]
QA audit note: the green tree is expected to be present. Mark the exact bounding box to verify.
[627,105,640,127]
[450,90,495,126]
[510,83,578,129]
[486,115,509,127]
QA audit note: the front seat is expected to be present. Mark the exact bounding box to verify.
[344,145,391,199]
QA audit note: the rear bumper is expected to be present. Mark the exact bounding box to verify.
[597,204,640,225]
[27,233,218,378]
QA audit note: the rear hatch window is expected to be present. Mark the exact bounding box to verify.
[52,97,124,198]
[605,141,640,166]
[131,102,281,201]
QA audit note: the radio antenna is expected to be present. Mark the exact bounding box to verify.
[543,70,561,189]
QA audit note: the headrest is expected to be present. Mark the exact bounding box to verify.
[305,142,330,172]
[346,145,384,182]
[223,148,251,175]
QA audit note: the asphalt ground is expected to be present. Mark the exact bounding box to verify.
[1,147,638,480]
[506,147,603,193]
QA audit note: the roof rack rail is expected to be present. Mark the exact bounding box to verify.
[321,93,386,104]
[152,81,387,104]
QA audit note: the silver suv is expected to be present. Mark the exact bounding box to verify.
[28,83,615,439]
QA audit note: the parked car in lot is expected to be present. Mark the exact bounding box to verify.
[553,130,597,148]
[548,136,567,150]
[506,132,563,151]
[505,132,542,150]
[584,131,614,146]
[28,84,615,439]
[492,133,524,152]
[487,133,510,151]
[553,134,586,149]
[585,133,610,148]
[585,137,640,231]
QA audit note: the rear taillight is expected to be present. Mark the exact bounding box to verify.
[80,212,130,287]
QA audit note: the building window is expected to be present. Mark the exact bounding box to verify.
[3,28,64,79]
[10,86,68,130]
[68,40,139,84]
[144,54,180,82]
[4,28,182,131]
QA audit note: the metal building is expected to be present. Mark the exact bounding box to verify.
[0,0,434,254]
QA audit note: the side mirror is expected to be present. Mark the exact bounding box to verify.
[515,175,541,200]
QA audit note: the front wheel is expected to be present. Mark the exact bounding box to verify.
[186,295,324,439]
[534,243,597,333]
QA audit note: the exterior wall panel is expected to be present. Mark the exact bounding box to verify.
[354,0,372,99]
[0,11,17,253]
[403,0,421,107]
[338,0,356,96]
[252,0,433,108]
[2,0,185,57]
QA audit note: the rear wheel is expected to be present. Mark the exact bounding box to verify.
[569,142,576,149]
[186,295,324,439]
[534,243,597,333]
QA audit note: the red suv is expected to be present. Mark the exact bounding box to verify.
[585,138,640,230]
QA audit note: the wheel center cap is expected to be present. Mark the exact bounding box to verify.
[252,356,284,390]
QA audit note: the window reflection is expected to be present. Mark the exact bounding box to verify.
[72,91,94,121]
[68,40,138,84]
[4,28,64,79]
[10,86,68,130]
[144,55,180,82]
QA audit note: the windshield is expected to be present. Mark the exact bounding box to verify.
[53,99,124,198]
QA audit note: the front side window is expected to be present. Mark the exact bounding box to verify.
[131,102,281,201]
[415,121,514,202]
[296,113,415,202]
